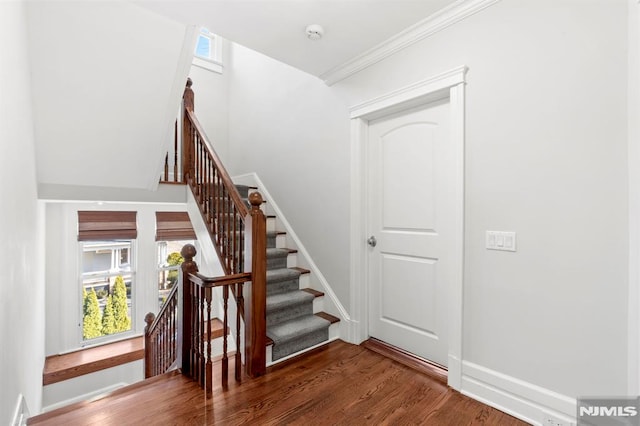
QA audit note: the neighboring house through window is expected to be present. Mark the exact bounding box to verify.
[78,211,137,344]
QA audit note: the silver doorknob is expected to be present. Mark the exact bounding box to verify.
[367,236,377,247]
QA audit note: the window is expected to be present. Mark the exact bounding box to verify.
[155,212,197,308]
[78,211,137,343]
[157,239,193,308]
[81,241,134,341]
[193,27,223,73]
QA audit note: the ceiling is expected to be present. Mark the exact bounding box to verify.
[133,0,459,78]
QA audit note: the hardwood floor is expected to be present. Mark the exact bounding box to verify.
[30,340,528,425]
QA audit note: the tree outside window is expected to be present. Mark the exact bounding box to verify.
[157,240,192,308]
[81,241,134,341]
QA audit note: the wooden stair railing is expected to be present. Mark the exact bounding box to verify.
[180,244,250,393]
[161,120,180,183]
[146,78,267,388]
[144,283,179,378]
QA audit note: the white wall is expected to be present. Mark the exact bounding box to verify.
[225,0,630,416]
[188,39,232,163]
[27,1,192,191]
[228,44,352,306]
[0,0,45,422]
[42,361,142,411]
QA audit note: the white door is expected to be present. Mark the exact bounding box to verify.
[367,98,454,367]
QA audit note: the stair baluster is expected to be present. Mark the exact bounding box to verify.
[147,78,267,390]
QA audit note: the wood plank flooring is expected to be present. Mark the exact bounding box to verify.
[31,340,528,425]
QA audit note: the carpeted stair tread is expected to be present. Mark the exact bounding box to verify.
[266,268,302,295]
[266,290,315,325]
[267,248,290,258]
[234,184,253,198]
[266,230,280,248]
[267,248,294,270]
[267,315,330,345]
[267,290,314,312]
[267,268,301,283]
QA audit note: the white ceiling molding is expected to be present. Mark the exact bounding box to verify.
[349,65,467,119]
[320,0,500,86]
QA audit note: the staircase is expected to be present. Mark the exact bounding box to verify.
[235,185,339,363]
[144,78,340,390]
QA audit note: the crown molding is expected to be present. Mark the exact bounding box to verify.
[320,0,500,86]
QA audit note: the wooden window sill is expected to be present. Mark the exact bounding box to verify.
[43,336,144,385]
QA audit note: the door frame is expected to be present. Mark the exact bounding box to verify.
[348,66,467,390]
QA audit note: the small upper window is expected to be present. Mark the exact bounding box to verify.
[193,27,223,74]
[195,30,212,59]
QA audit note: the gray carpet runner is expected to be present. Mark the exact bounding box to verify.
[236,185,331,361]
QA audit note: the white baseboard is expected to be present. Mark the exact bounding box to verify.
[42,382,128,413]
[11,394,29,426]
[461,361,576,425]
[232,172,356,341]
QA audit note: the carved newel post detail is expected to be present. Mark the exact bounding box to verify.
[182,78,195,182]
[144,312,156,378]
[244,191,267,377]
[180,243,198,376]
[183,78,194,111]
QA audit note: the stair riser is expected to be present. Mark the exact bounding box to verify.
[312,296,324,314]
[267,256,288,270]
[266,217,276,232]
[271,328,329,361]
[267,303,313,327]
[267,278,301,295]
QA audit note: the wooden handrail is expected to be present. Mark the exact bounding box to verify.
[188,272,252,287]
[180,79,266,380]
[180,244,250,393]
[149,79,266,387]
[185,108,249,219]
[149,78,267,387]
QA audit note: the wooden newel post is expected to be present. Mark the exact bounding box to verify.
[244,192,267,377]
[182,78,195,182]
[181,243,198,376]
[144,312,156,378]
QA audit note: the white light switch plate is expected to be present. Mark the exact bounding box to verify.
[486,231,517,251]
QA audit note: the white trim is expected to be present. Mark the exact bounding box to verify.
[349,66,467,390]
[349,65,467,119]
[321,0,500,85]
[43,382,128,413]
[11,394,29,426]
[461,361,577,425]
[192,56,223,74]
[349,118,369,345]
[232,173,355,340]
[628,0,640,396]
[148,24,199,191]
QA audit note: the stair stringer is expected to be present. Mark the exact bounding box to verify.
[233,173,354,342]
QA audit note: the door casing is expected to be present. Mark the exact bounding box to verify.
[348,66,467,390]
